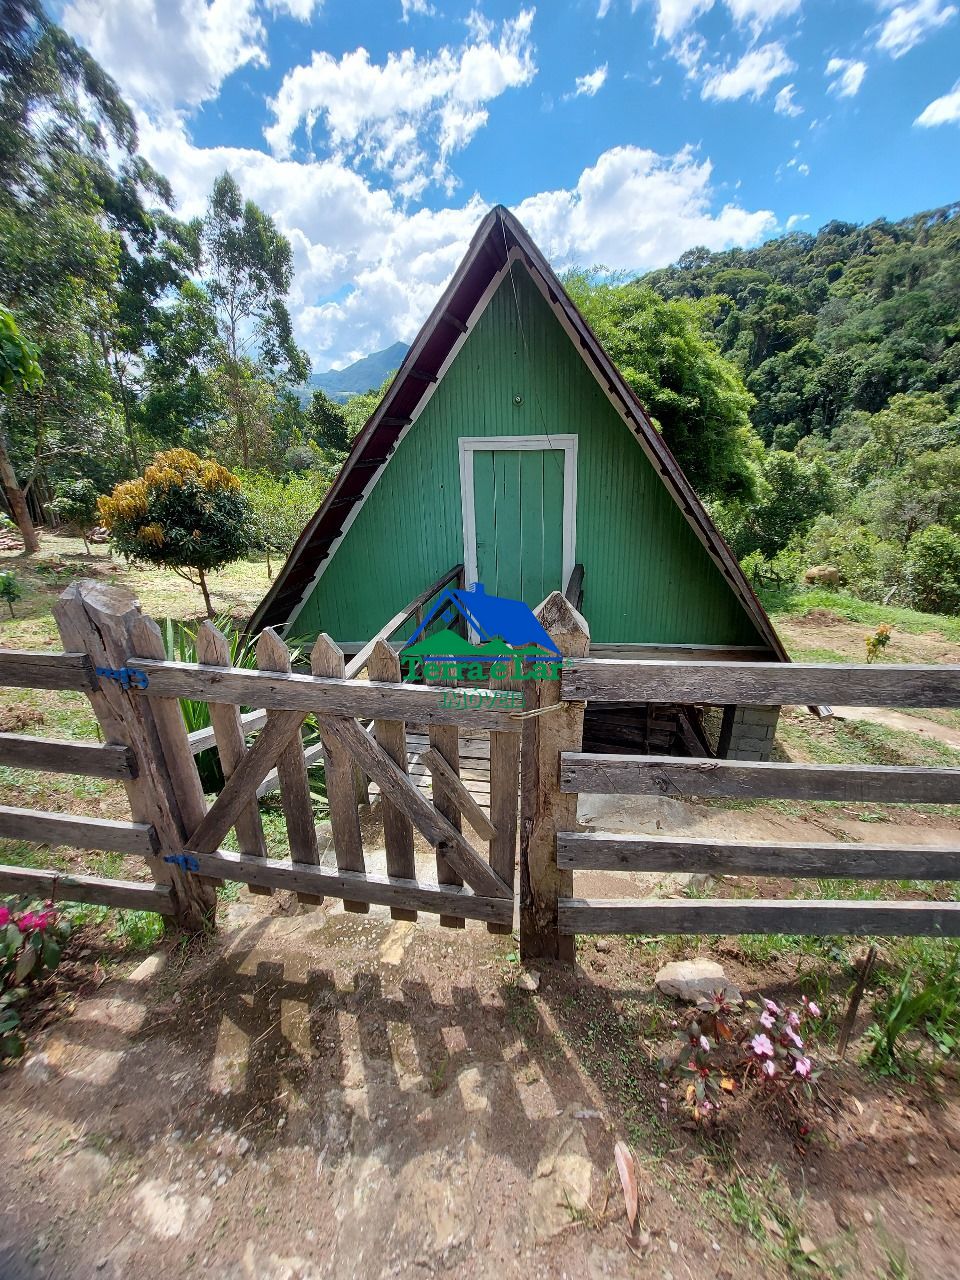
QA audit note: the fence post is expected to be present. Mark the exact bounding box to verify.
[519,591,589,964]
[53,580,217,932]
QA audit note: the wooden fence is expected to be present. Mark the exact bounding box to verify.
[1,579,959,959]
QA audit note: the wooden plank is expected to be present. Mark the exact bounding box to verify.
[257,629,322,904]
[426,669,465,930]
[559,898,960,938]
[422,747,497,841]
[193,849,513,925]
[188,709,267,757]
[128,659,522,733]
[520,593,589,963]
[0,733,135,779]
[562,658,960,708]
[186,709,307,856]
[558,833,960,879]
[564,563,584,608]
[0,649,95,692]
[343,564,463,679]
[0,805,156,855]
[0,863,173,914]
[587,644,774,662]
[257,739,324,800]
[559,753,960,804]
[195,623,271,896]
[318,714,512,900]
[311,635,367,913]
[487,705,520,937]
[368,642,416,920]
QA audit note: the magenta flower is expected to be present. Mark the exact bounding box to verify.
[762,1060,777,1077]
[699,1100,714,1114]
[763,998,781,1015]
[751,1033,774,1057]
[760,1010,775,1029]
[0,905,9,926]
[794,1056,812,1078]
[17,911,39,933]
[787,1010,801,1029]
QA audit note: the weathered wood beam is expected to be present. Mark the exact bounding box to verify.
[562,658,960,708]
[559,898,960,938]
[0,733,135,779]
[559,753,960,804]
[0,863,173,914]
[557,832,960,879]
[130,658,520,732]
[0,649,95,692]
[369,641,417,920]
[586,644,775,662]
[192,849,513,925]
[422,746,497,842]
[0,805,157,855]
[188,709,267,756]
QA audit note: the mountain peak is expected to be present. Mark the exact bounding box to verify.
[307,341,408,403]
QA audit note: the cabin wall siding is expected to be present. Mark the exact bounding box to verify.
[291,267,763,647]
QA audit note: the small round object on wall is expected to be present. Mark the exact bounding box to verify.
[513,393,523,406]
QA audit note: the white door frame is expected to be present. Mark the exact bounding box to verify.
[458,434,578,597]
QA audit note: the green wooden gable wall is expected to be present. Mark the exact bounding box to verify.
[287,265,764,648]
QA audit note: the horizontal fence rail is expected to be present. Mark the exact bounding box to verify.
[0,805,158,855]
[0,649,96,692]
[559,753,960,805]
[0,863,173,914]
[559,899,960,938]
[0,733,136,779]
[561,658,960,708]
[127,660,523,733]
[558,832,960,879]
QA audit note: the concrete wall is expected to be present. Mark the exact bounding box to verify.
[724,704,780,761]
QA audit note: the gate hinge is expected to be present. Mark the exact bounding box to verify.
[164,853,200,873]
[96,665,149,690]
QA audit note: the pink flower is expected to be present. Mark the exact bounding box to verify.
[784,1027,804,1049]
[762,1060,777,1078]
[17,911,39,933]
[751,1033,774,1058]
[699,1100,714,1114]
[763,998,781,1015]
[794,1056,812,1078]
[760,1010,775,1029]
[0,905,9,926]
[699,1035,710,1051]
[802,997,821,1018]
[788,1011,801,1029]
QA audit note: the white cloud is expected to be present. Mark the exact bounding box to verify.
[825,57,867,97]
[61,0,272,111]
[139,118,776,365]
[400,0,435,19]
[264,10,536,196]
[724,0,802,33]
[701,41,795,100]
[876,0,957,57]
[597,0,614,13]
[652,0,801,40]
[570,64,609,97]
[915,80,960,124]
[514,145,776,269]
[267,0,322,18]
[774,83,803,115]
[786,211,810,228]
[654,0,715,42]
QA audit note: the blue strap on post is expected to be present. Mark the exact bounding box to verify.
[164,853,200,873]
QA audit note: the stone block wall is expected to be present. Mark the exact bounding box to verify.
[724,704,780,761]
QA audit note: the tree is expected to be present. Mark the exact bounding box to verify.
[0,304,42,551]
[308,389,349,454]
[201,173,310,468]
[242,468,334,579]
[98,449,253,616]
[906,524,960,614]
[717,448,836,560]
[49,477,99,553]
[563,271,758,499]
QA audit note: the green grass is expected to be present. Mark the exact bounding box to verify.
[777,713,960,768]
[895,706,960,732]
[760,585,960,644]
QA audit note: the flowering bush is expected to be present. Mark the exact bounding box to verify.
[864,623,892,663]
[666,990,822,1123]
[1,897,71,1063]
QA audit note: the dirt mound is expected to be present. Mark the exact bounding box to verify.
[791,607,844,628]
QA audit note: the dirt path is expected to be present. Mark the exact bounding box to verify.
[833,705,960,751]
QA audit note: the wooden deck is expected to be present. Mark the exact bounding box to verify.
[370,728,493,813]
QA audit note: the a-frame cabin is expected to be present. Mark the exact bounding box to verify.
[250,206,789,761]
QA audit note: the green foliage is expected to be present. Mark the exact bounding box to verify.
[0,570,22,615]
[1,896,71,1064]
[49,477,99,543]
[241,468,334,574]
[715,448,836,559]
[905,524,960,614]
[308,389,350,454]
[99,449,253,615]
[563,270,758,499]
[865,948,960,1078]
[0,305,42,394]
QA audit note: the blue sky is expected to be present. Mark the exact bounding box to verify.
[59,0,960,368]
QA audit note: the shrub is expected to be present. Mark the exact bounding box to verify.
[241,468,333,578]
[98,449,253,617]
[1,898,71,1063]
[801,515,905,603]
[905,524,960,614]
[0,570,22,616]
[49,478,100,553]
